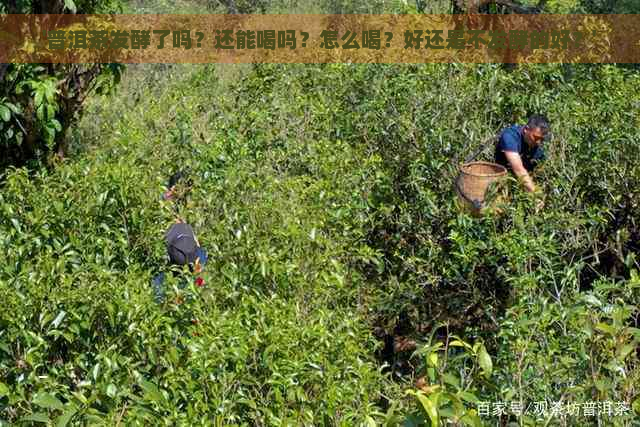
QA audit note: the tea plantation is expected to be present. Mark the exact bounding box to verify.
[1,3,640,427]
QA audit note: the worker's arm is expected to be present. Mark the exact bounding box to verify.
[503,151,536,192]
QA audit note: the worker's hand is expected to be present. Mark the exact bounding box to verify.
[504,151,536,192]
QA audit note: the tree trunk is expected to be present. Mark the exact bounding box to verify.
[225,0,239,14]
[0,64,8,83]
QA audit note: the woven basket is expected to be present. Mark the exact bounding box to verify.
[456,161,507,214]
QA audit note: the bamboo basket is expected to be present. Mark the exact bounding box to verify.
[455,161,507,215]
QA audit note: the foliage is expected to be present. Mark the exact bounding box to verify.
[208,61,640,424]
[0,64,395,425]
[1,1,640,425]
[406,331,489,426]
[578,0,639,13]
[0,1,124,171]
[448,0,640,14]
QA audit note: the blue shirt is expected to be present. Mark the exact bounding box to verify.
[494,125,545,172]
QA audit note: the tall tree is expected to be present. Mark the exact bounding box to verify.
[0,0,124,169]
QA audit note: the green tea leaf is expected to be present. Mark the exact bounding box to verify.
[33,392,64,411]
[477,343,493,379]
[55,406,77,427]
[460,409,483,427]
[617,343,636,361]
[414,391,439,427]
[427,351,438,368]
[595,322,616,335]
[140,379,165,404]
[0,105,10,122]
[34,90,43,107]
[459,391,479,403]
[106,384,117,398]
[21,412,50,423]
[63,0,77,13]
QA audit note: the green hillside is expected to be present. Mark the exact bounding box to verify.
[1,3,640,426]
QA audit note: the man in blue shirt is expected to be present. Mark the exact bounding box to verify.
[495,115,550,193]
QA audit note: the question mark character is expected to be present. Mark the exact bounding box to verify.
[385,31,393,47]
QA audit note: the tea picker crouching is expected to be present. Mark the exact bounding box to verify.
[152,221,208,303]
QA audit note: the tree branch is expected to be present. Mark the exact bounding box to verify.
[459,0,543,14]
[0,64,8,84]
[489,0,542,13]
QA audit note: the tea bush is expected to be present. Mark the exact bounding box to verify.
[183,61,640,424]
[1,63,402,424]
[1,11,640,427]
